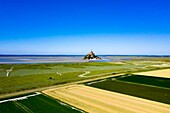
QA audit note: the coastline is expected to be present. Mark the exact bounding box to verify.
[1,55,170,64]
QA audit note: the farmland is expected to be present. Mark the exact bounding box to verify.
[43,84,170,113]
[0,57,170,95]
[135,68,170,78]
[0,92,83,113]
[117,74,170,88]
[0,57,170,113]
[86,74,170,104]
[43,70,170,113]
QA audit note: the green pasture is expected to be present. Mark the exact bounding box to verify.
[0,72,84,94]
[0,58,170,94]
[86,75,170,104]
[0,93,83,113]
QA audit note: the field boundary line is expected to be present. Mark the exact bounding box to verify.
[0,92,41,104]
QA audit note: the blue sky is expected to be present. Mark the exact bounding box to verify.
[0,0,170,55]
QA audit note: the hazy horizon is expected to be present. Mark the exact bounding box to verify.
[1,53,170,56]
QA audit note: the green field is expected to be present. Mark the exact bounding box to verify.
[0,93,84,113]
[0,57,170,112]
[0,57,170,94]
[117,74,170,88]
[86,75,170,104]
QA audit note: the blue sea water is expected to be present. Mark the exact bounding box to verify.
[0,55,85,64]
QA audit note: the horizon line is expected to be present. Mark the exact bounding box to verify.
[1,54,170,56]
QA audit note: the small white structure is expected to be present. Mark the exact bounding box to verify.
[6,67,13,77]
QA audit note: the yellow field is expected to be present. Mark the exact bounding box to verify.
[134,69,170,78]
[43,85,170,113]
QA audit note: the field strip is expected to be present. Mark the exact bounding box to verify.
[72,85,169,110]
[0,92,41,104]
[14,101,34,113]
[64,86,170,112]
[134,69,170,78]
[60,87,145,113]
[43,85,170,113]
[57,88,127,113]
[115,80,170,90]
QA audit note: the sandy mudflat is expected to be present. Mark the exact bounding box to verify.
[135,69,170,78]
[43,85,170,113]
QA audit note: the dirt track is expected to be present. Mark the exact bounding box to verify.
[43,85,170,113]
[135,69,170,78]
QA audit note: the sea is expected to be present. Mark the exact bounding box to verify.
[0,55,169,64]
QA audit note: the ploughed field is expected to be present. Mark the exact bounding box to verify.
[43,84,170,113]
[0,92,83,113]
[135,68,170,78]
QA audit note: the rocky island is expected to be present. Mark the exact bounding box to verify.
[83,51,101,60]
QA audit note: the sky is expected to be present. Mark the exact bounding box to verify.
[0,0,170,55]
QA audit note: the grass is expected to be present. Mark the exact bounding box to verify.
[0,93,83,113]
[0,57,170,112]
[0,72,85,94]
[0,58,170,95]
[86,75,170,104]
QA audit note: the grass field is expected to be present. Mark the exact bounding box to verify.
[86,75,170,104]
[0,71,85,94]
[0,92,83,113]
[0,57,170,94]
